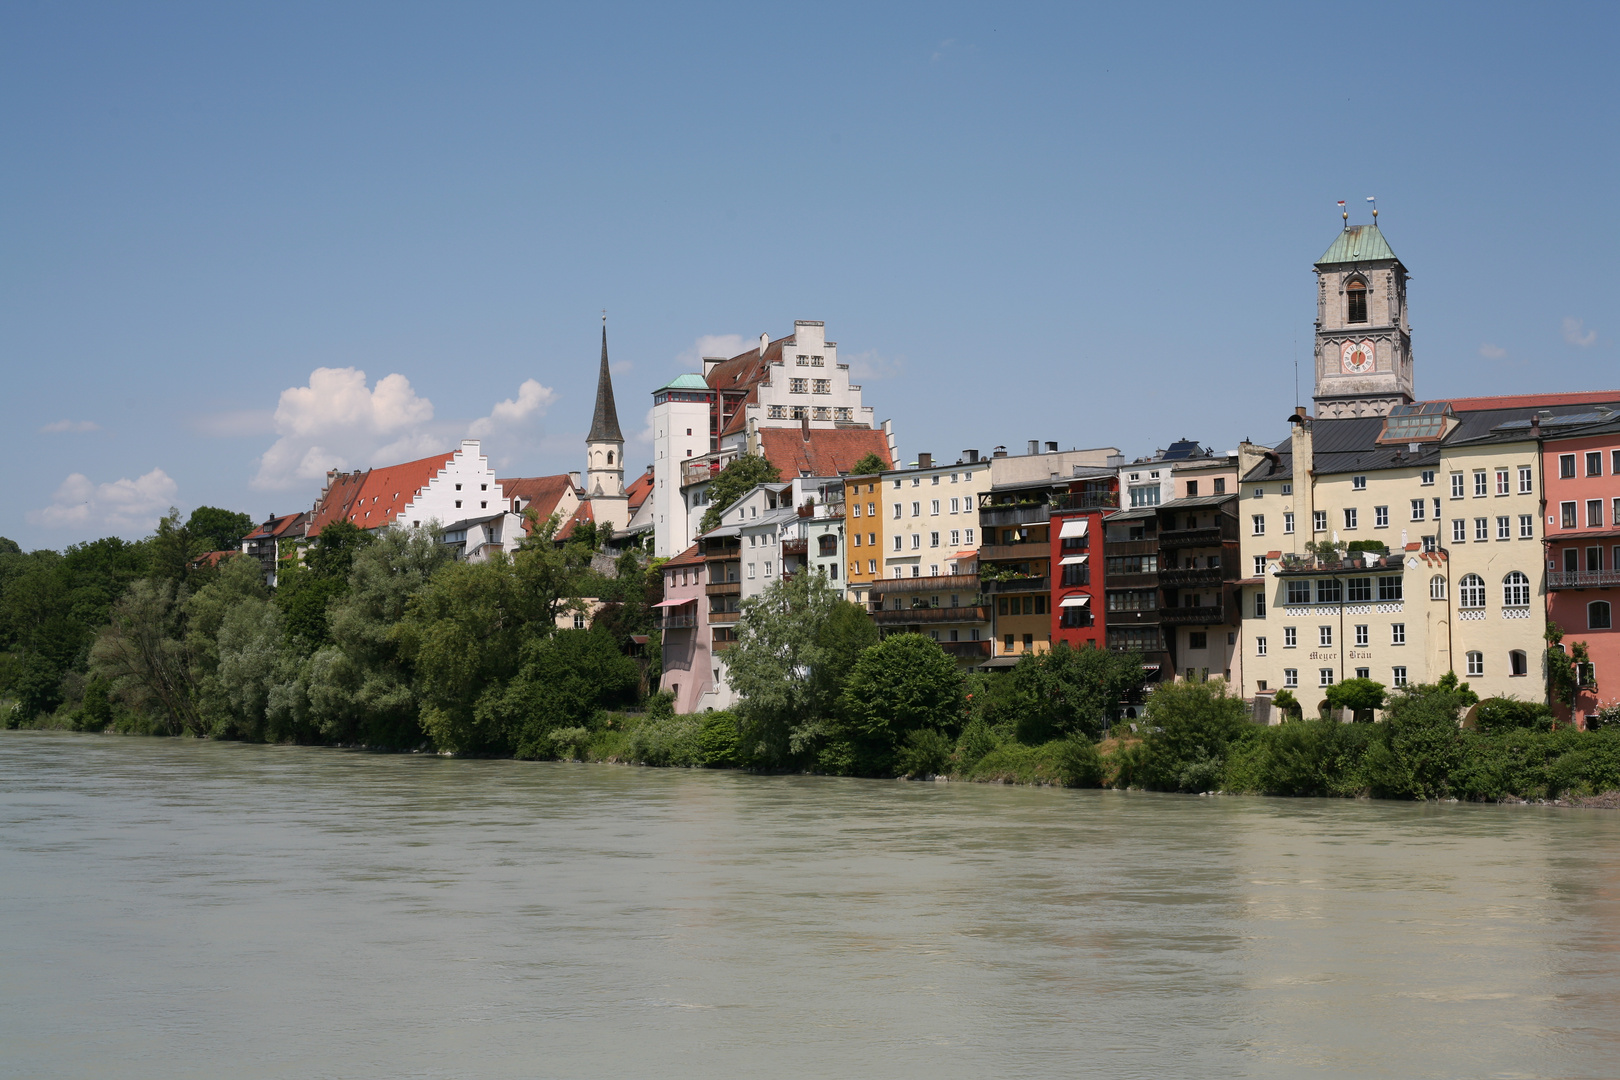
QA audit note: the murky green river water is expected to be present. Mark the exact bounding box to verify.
[3,732,1619,1079]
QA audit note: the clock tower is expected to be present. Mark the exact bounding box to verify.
[1312,220,1414,419]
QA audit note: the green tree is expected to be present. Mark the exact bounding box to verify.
[1473,696,1558,735]
[838,633,966,776]
[89,578,199,735]
[1010,642,1143,741]
[479,627,641,757]
[1138,679,1254,792]
[275,521,376,651]
[695,455,781,534]
[1362,681,1469,799]
[1323,677,1386,722]
[185,507,254,554]
[848,452,888,477]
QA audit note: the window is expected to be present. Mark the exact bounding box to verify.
[1282,483,1293,495]
[1253,555,1266,576]
[930,500,940,515]
[1559,454,1576,479]
[1466,651,1484,677]
[1375,505,1388,527]
[1378,576,1403,601]
[790,378,807,393]
[1286,580,1311,605]
[1469,517,1484,542]
[1348,577,1372,602]
[1589,500,1605,527]
[1344,508,1358,529]
[1452,519,1467,543]
[1252,514,1265,535]
[1421,471,1435,486]
[1459,573,1486,608]
[1474,470,1489,496]
[950,529,960,546]
[1319,626,1334,647]
[911,502,921,517]
[1502,571,1530,606]
[764,561,773,577]
[1188,632,1208,649]
[1392,666,1407,687]
[1496,469,1510,496]
[1410,499,1426,521]
[1355,624,1369,646]
[812,379,830,394]
[1587,451,1604,477]
[868,560,876,574]
[1314,510,1327,532]
[950,498,959,513]
[1519,466,1533,494]
[1214,478,1225,494]
[1450,473,1465,498]
[1590,547,1604,572]
[930,532,940,547]
[1520,515,1534,539]
[1615,450,1620,474]
[1590,601,1613,630]
[1317,578,1343,603]
[1320,668,1336,687]
[768,405,785,419]
[1561,502,1577,529]
[1510,650,1528,677]
[1430,575,1447,600]
[911,534,921,550]
[1353,475,1367,490]
[1355,667,1370,680]
[892,536,902,551]
[965,529,974,544]
[1284,627,1298,647]
[1004,634,1014,652]
[1434,497,1442,519]
[1391,623,1406,645]
[1284,668,1298,688]
[1346,279,1367,322]
[852,502,862,518]
[1256,637,1267,656]
[1186,480,1199,497]
[867,503,875,517]
[1284,512,1295,534]
[747,563,756,579]
[1253,590,1266,617]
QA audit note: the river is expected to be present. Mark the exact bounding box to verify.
[2,731,1618,1079]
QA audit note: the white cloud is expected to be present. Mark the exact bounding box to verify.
[27,469,178,533]
[1479,343,1507,359]
[252,367,439,490]
[1563,317,1597,347]
[676,334,748,368]
[469,379,557,437]
[40,419,100,433]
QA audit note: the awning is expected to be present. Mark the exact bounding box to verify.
[652,597,696,608]
[1058,518,1088,538]
[1059,595,1090,608]
[979,656,1022,669]
[1058,554,1088,566]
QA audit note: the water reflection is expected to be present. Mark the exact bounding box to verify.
[2,732,1618,1079]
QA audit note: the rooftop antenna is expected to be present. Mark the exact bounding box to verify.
[1337,199,1348,227]
[1293,332,1300,408]
[1366,195,1378,223]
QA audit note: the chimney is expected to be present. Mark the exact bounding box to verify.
[1106,453,1125,469]
[1530,415,1541,439]
[1287,409,1313,557]
[964,449,980,464]
[1045,441,1058,453]
[702,356,724,378]
[992,446,1008,458]
[801,413,811,442]
[568,471,582,490]
[917,452,932,469]
[1027,440,1040,456]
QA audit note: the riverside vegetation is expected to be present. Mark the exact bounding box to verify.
[3,511,1619,803]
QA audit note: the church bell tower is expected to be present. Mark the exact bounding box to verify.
[1313,212,1415,419]
[585,320,629,530]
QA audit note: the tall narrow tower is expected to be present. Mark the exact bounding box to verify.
[1313,220,1414,419]
[585,321,629,530]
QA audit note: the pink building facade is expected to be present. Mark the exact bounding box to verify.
[655,544,713,715]
[1542,423,1620,726]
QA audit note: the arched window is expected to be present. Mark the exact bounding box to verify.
[1347,279,1368,323]
[1502,571,1531,607]
[1466,651,1484,677]
[1458,573,1486,608]
[1510,650,1528,677]
[1592,601,1613,630]
[1430,575,1448,600]
[607,451,614,465]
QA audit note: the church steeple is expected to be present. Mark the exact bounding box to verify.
[1312,218,1414,420]
[588,322,623,443]
[585,318,626,505]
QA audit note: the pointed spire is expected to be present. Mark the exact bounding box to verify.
[588,318,623,444]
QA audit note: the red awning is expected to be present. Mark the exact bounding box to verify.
[652,597,696,608]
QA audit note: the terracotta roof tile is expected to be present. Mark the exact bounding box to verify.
[557,500,595,540]
[308,451,456,537]
[624,469,654,511]
[1440,390,1620,411]
[757,427,892,478]
[663,543,704,568]
[497,474,579,529]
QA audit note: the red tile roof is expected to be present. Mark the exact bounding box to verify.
[705,336,786,394]
[757,427,892,478]
[242,512,307,542]
[625,469,654,511]
[305,469,370,538]
[308,451,456,537]
[663,543,704,568]
[719,387,760,437]
[498,474,579,530]
[188,550,242,570]
[1441,390,1620,412]
[557,500,594,540]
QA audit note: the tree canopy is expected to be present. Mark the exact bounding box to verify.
[848,452,888,477]
[696,455,781,534]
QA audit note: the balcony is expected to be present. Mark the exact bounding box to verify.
[1274,552,1406,576]
[872,606,989,625]
[709,610,740,624]
[1104,538,1159,557]
[780,538,808,556]
[1105,608,1161,626]
[977,542,1048,562]
[941,640,993,659]
[706,580,741,596]
[871,574,980,595]
[980,504,1051,528]
[1158,527,1224,549]
[1549,570,1620,589]
[1159,567,1225,587]
[1050,491,1119,511]
[657,614,697,630]
[1160,605,1227,625]
[982,576,1048,594]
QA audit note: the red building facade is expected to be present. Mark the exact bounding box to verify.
[1048,478,1119,650]
[1541,422,1620,725]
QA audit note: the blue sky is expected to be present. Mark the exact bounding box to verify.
[4,2,1616,549]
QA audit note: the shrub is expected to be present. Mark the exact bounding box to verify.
[896,728,953,778]
[1473,696,1557,735]
[697,710,743,767]
[1136,680,1254,792]
[1324,678,1386,722]
[627,714,706,767]
[953,716,999,772]
[1362,684,1469,799]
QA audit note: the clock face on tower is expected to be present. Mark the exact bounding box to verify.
[1340,340,1375,374]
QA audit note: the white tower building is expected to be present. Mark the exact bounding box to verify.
[649,372,713,556]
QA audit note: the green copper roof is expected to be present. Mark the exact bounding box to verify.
[1316,224,1399,267]
[656,372,710,392]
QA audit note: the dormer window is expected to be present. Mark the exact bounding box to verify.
[1347,280,1368,323]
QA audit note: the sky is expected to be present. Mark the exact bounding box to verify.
[3,2,1616,550]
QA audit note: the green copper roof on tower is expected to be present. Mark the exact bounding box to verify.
[1316,224,1399,267]
[588,323,623,443]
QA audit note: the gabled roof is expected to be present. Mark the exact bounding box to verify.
[309,451,458,537]
[242,511,307,542]
[1316,224,1399,267]
[498,474,578,523]
[757,427,892,478]
[306,469,370,537]
[705,334,788,393]
[1436,390,1620,412]
[588,325,624,443]
[624,469,654,511]
[718,387,759,437]
[557,500,594,540]
[663,543,704,568]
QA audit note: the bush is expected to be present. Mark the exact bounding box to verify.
[953,716,999,772]
[896,728,952,777]
[697,710,743,767]
[627,714,706,767]
[1363,684,1469,799]
[1473,696,1556,735]
[963,738,1100,786]
[1136,680,1254,792]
